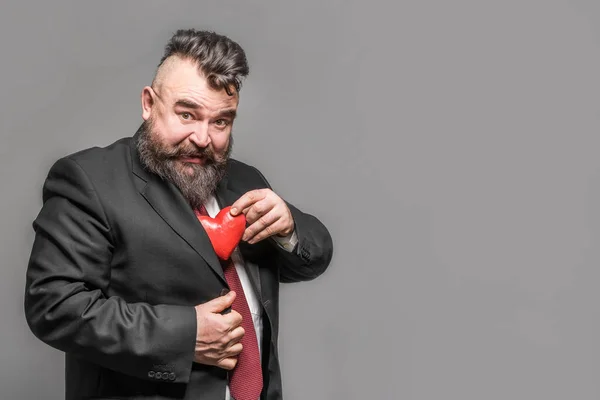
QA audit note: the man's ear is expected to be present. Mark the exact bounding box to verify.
[141,86,154,121]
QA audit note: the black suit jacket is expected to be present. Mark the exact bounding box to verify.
[24,133,333,400]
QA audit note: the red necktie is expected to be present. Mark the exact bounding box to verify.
[196,205,263,400]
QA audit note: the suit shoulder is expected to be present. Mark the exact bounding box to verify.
[227,159,267,179]
[226,159,272,189]
[64,136,132,166]
[227,158,258,173]
[56,137,132,172]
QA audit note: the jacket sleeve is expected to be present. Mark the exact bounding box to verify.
[251,167,334,283]
[24,157,197,383]
[277,200,334,283]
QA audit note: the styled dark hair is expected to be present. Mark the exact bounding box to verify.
[157,29,249,95]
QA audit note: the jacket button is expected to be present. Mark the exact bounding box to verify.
[169,372,176,381]
[148,371,155,378]
[155,372,162,379]
[300,248,310,260]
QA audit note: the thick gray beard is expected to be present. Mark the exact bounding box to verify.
[135,120,232,210]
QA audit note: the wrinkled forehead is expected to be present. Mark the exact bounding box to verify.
[157,57,239,105]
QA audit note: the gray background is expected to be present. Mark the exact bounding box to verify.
[2,0,600,399]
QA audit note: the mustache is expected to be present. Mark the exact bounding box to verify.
[164,144,217,161]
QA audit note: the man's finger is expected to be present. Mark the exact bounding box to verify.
[225,343,243,357]
[218,357,239,371]
[244,198,275,225]
[243,212,281,242]
[204,291,236,313]
[230,189,269,216]
[223,309,243,329]
[227,326,245,345]
[248,218,288,244]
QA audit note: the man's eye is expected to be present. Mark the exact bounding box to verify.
[215,119,229,127]
[180,112,192,120]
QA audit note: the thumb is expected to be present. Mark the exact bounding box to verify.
[206,291,236,313]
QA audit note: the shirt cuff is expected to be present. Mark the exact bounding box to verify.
[271,230,298,252]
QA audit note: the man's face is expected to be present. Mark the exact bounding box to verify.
[138,57,239,208]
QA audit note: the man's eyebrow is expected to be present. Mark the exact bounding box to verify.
[174,99,201,109]
[218,109,237,119]
[173,101,236,119]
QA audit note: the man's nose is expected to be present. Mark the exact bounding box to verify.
[188,123,211,148]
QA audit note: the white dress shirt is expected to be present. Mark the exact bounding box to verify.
[203,195,297,400]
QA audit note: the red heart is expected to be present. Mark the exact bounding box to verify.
[197,206,246,260]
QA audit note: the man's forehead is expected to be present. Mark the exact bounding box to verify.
[158,57,238,103]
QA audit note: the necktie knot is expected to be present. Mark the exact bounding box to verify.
[196,204,209,216]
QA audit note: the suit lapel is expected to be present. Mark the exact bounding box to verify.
[130,136,226,284]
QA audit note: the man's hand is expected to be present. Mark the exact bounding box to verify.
[230,189,295,244]
[194,291,245,370]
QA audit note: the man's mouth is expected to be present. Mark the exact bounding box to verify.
[180,156,204,164]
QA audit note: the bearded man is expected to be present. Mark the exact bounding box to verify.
[24,29,333,400]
